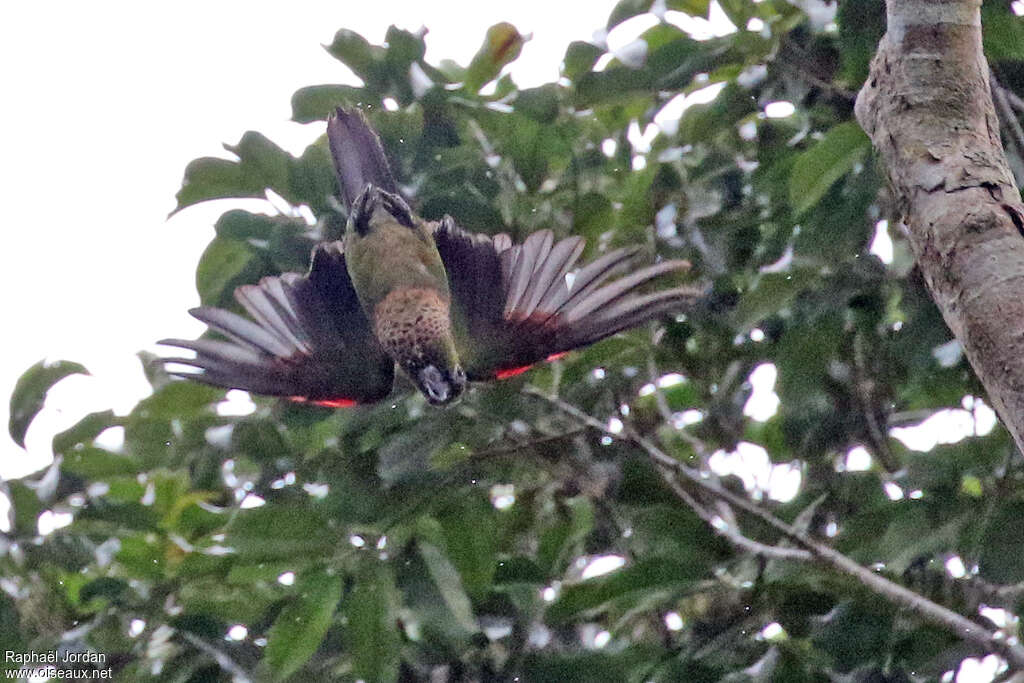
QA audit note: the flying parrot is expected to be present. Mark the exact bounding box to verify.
[160,108,702,407]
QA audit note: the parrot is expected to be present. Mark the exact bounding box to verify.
[159,108,702,407]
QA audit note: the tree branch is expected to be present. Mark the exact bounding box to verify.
[654,460,812,562]
[991,69,1024,187]
[854,0,1024,454]
[524,385,1024,669]
[639,348,805,559]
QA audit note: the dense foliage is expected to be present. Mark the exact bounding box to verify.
[6,1,1024,680]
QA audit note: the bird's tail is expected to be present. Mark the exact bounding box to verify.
[326,107,400,210]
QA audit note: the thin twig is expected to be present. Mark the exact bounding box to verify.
[987,70,1024,187]
[527,386,806,561]
[992,69,1024,147]
[181,633,253,683]
[655,461,812,561]
[524,385,1024,669]
[644,351,708,456]
[1004,88,1024,116]
[642,347,786,554]
[965,576,1024,610]
[468,428,587,462]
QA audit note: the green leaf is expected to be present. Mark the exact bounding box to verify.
[0,596,24,672]
[346,564,401,683]
[677,83,757,144]
[733,270,817,331]
[538,497,594,574]
[178,579,278,623]
[837,0,885,85]
[116,534,167,580]
[494,556,547,585]
[576,67,655,107]
[324,29,381,84]
[264,568,343,681]
[225,560,311,585]
[573,192,615,240]
[625,504,729,564]
[225,132,292,194]
[173,158,262,212]
[716,0,751,27]
[289,142,339,213]
[78,577,128,605]
[522,646,666,682]
[174,131,292,212]
[979,501,1024,583]
[775,315,843,412]
[9,359,88,448]
[667,0,711,14]
[516,85,561,124]
[226,504,339,560]
[213,209,279,240]
[546,557,702,624]
[794,161,876,262]
[5,481,43,536]
[62,447,139,479]
[51,409,117,456]
[789,122,870,216]
[418,540,478,633]
[430,441,471,469]
[230,418,290,462]
[464,23,526,92]
[562,41,604,82]
[607,0,655,29]
[436,499,498,600]
[291,84,366,123]
[131,380,221,422]
[982,2,1024,61]
[138,350,172,391]
[811,600,894,671]
[382,26,427,103]
[195,236,258,307]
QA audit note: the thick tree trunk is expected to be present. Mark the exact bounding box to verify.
[855,0,1024,453]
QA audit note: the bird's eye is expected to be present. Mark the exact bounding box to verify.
[454,367,466,383]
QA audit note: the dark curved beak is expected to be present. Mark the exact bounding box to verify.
[418,365,453,405]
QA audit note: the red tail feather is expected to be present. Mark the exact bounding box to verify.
[494,352,568,380]
[288,396,358,408]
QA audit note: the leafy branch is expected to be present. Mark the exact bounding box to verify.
[523,385,1024,669]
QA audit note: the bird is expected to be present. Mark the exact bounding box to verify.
[159,107,703,407]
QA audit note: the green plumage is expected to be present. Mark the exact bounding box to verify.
[159,108,704,407]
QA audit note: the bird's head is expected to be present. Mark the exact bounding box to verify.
[412,361,467,406]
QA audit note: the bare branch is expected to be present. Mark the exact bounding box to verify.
[654,461,812,562]
[991,69,1024,186]
[468,428,587,462]
[855,0,1024,455]
[964,576,1024,610]
[638,348,802,558]
[181,633,253,683]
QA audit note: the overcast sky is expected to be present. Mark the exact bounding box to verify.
[0,1,615,477]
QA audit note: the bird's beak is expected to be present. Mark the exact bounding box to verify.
[418,365,452,405]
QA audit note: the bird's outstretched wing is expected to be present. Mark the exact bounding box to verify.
[432,218,702,381]
[160,242,394,405]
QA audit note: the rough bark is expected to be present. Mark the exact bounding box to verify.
[855,0,1024,453]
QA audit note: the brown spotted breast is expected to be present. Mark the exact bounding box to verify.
[373,287,451,365]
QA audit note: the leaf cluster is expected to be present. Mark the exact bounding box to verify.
[6,1,1024,681]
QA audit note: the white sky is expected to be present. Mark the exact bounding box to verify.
[0,1,611,477]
